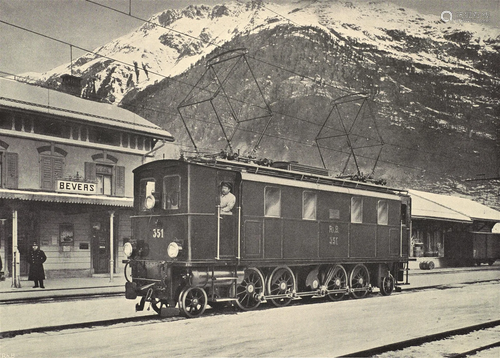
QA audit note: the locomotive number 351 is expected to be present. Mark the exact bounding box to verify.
[152,228,164,238]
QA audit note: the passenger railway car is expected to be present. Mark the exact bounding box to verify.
[124,157,411,317]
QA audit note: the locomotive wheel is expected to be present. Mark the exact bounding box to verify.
[380,274,394,296]
[323,265,347,301]
[267,266,296,307]
[236,267,265,311]
[349,264,370,299]
[151,297,168,314]
[179,286,208,318]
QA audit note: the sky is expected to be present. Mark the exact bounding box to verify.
[0,0,499,76]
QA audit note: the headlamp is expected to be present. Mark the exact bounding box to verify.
[123,242,134,258]
[167,242,181,258]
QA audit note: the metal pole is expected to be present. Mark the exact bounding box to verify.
[0,219,7,277]
[109,211,115,282]
[216,206,221,260]
[11,209,20,288]
[237,206,241,260]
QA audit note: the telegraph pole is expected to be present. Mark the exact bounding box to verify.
[109,211,115,282]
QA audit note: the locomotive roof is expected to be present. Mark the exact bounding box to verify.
[136,157,409,199]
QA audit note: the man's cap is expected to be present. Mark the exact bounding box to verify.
[221,181,232,190]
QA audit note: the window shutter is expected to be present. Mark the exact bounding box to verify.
[40,156,53,190]
[54,157,64,181]
[5,152,18,189]
[114,166,125,197]
[85,162,97,182]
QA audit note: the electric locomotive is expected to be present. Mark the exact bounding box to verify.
[124,156,411,317]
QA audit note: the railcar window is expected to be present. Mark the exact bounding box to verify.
[163,175,180,210]
[139,179,156,211]
[377,200,389,225]
[351,197,363,223]
[264,186,281,217]
[302,191,317,220]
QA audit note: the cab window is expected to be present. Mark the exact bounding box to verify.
[139,178,156,211]
[163,175,180,210]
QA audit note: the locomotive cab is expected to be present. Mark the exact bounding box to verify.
[124,160,244,316]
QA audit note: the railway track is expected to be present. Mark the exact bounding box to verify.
[1,279,499,341]
[0,314,168,339]
[2,276,498,305]
[0,291,123,305]
[343,320,500,358]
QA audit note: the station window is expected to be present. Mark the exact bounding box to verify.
[38,145,67,191]
[85,155,125,197]
[0,111,12,129]
[377,200,389,225]
[139,179,156,211]
[264,186,281,217]
[163,175,180,210]
[302,191,317,220]
[351,197,363,223]
[96,164,113,195]
[0,141,19,189]
[34,117,71,139]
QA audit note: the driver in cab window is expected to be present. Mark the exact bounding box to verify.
[220,182,236,215]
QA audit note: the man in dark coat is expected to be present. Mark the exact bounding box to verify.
[29,242,47,288]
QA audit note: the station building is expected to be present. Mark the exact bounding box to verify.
[0,78,175,283]
[409,189,500,267]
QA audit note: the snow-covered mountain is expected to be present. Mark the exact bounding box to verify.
[26,1,500,104]
[25,0,500,208]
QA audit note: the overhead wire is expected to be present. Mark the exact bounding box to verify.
[0,19,479,170]
[0,19,215,97]
[0,3,491,174]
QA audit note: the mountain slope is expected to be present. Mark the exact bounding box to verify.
[29,0,500,208]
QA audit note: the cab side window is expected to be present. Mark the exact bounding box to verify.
[377,200,389,225]
[351,197,363,223]
[302,191,317,220]
[264,186,281,217]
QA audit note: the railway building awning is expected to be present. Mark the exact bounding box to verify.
[408,189,500,223]
[0,188,133,207]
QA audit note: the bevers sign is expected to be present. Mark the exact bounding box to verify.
[56,180,97,194]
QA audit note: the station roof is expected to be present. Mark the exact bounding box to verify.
[0,78,174,141]
[409,189,500,223]
[0,188,133,207]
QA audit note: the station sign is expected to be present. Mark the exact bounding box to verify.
[56,180,97,194]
